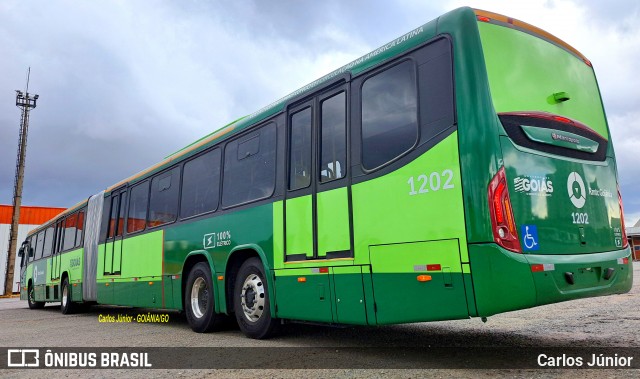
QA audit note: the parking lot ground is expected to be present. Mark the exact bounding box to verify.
[1,262,638,378]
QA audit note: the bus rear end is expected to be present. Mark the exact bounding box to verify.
[469,10,633,317]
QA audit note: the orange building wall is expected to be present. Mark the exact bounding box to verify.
[0,205,66,226]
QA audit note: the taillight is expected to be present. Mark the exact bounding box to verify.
[618,186,629,249]
[488,167,521,253]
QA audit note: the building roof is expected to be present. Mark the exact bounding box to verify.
[0,205,66,226]
[628,227,640,237]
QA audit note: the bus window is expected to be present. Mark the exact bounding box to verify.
[34,231,45,260]
[42,226,55,258]
[180,148,221,219]
[361,60,418,170]
[75,210,85,248]
[117,192,127,236]
[107,195,120,239]
[148,167,180,227]
[222,123,277,207]
[127,181,149,233]
[289,108,312,190]
[320,92,346,182]
[63,213,78,251]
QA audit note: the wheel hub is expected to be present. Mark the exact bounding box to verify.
[240,274,265,322]
[190,277,208,319]
[62,284,68,307]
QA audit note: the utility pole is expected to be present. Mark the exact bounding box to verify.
[3,68,38,295]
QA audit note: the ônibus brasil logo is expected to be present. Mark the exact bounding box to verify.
[513,175,553,196]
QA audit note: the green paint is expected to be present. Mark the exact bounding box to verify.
[369,240,468,324]
[369,240,463,274]
[351,133,467,267]
[164,203,275,312]
[469,243,632,316]
[273,201,285,269]
[275,268,333,322]
[285,195,313,258]
[317,187,351,257]
[478,22,608,138]
[121,231,163,278]
[502,138,621,254]
[332,266,367,324]
[520,124,599,152]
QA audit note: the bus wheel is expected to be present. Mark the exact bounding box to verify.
[185,262,222,333]
[61,278,77,314]
[27,283,44,309]
[234,258,279,339]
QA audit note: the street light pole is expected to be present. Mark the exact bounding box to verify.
[3,69,38,295]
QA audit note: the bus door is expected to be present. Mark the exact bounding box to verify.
[50,219,64,282]
[284,86,352,261]
[104,189,126,275]
[280,85,357,323]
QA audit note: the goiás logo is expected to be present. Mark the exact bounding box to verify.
[513,175,553,196]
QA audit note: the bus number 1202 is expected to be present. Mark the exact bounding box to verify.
[408,169,454,195]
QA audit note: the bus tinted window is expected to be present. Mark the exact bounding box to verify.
[63,213,78,251]
[128,182,148,233]
[42,226,54,258]
[222,123,277,207]
[320,92,346,182]
[107,195,119,239]
[361,60,418,169]
[148,167,180,227]
[35,231,45,260]
[75,210,85,247]
[180,148,221,219]
[117,192,127,236]
[289,108,312,190]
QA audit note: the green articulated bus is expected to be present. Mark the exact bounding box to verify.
[18,7,632,339]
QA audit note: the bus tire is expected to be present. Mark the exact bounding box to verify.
[27,283,44,309]
[185,262,222,333]
[61,278,77,314]
[234,257,279,339]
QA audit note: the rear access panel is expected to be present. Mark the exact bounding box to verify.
[369,239,468,324]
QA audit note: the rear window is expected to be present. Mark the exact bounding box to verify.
[499,113,607,162]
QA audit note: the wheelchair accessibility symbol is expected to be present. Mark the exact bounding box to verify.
[521,225,539,251]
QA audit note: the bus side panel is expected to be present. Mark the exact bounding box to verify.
[31,259,48,302]
[164,203,276,313]
[96,243,113,304]
[352,132,470,324]
[59,248,84,302]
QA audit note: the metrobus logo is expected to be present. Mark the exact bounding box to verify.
[513,175,553,196]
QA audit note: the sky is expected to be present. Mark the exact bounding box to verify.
[0,0,639,226]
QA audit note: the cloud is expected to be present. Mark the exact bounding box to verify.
[1,0,638,226]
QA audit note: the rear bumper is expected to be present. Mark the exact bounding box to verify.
[468,244,633,317]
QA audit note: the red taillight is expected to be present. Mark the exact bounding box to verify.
[488,167,521,253]
[552,115,572,124]
[477,15,491,22]
[618,186,629,248]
